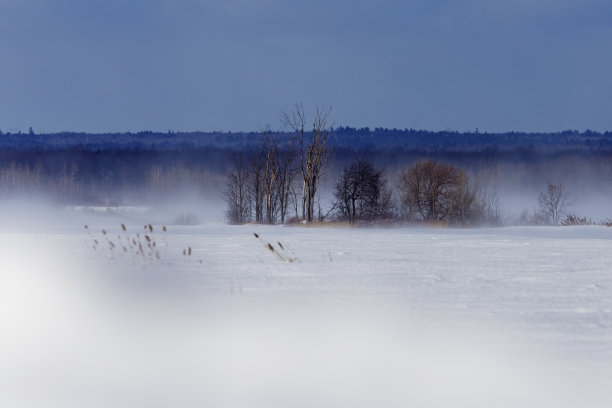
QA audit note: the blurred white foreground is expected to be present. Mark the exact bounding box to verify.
[1,209,611,407]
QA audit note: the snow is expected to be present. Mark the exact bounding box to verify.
[1,212,611,407]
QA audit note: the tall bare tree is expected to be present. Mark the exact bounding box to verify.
[224,151,250,224]
[262,132,279,224]
[281,104,332,222]
[224,130,298,225]
[248,145,267,223]
[275,142,297,224]
[471,180,504,226]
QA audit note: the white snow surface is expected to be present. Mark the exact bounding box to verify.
[1,210,612,407]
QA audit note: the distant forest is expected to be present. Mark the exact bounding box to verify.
[1,127,611,224]
[1,127,612,153]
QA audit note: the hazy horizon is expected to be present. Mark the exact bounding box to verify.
[2,126,612,135]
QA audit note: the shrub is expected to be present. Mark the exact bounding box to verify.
[561,214,589,226]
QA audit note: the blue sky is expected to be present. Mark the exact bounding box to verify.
[1,0,611,133]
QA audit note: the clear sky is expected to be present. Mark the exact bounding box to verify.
[1,0,611,133]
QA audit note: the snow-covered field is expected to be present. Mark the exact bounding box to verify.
[1,207,611,407]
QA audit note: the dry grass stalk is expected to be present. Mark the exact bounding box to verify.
[83,222,206,266]
[253,232,297,262]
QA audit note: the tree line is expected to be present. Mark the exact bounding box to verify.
[225,155,505,226]
[3,126,612,153]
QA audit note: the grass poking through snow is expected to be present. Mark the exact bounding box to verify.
[253,232,297,263]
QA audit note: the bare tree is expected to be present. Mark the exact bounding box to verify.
[248,145,267,223]
[538,183,571,225]
[275,142,297,224]
[282,104,332,223]
[469,169,504,226]
[334,164,355,223]
[445,170,476,224]
[472,182,504,226]
[377,181,397,220]
[224,151,250,224]
[262,132,279,224]
[334,158,385,224]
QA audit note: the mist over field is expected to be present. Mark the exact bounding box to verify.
[2,129,612,225]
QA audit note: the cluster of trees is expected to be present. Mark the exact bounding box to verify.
[330,158,503,225]
[223,108,580,228]
[226,148,582,227]
[224,105,331,224]
[223,107,504,226]
[224,134,297,225]
[226,154,507,226]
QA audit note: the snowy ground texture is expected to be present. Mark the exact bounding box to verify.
[1,208,612,407]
